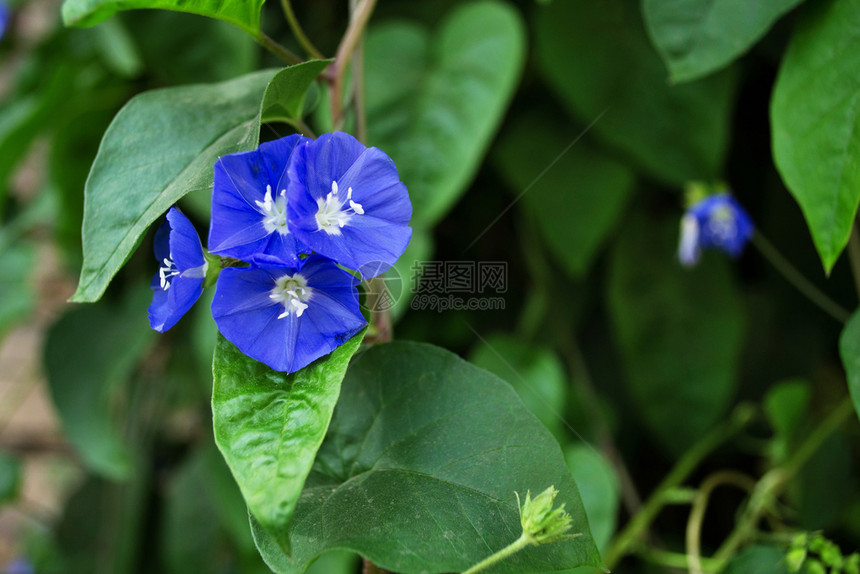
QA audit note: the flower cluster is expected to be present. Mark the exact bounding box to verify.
[148,131,412,373]
[678,192,753,267]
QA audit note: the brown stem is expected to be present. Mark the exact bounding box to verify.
[329,0,378,126]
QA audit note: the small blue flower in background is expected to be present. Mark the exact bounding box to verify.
[287,131,412,278]
[209,134,311,266]
[211,255,366,373]
[678,192,753,267]
[148,207,208,332]
[0,2,10,41]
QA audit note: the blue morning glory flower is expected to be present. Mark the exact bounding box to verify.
[209,134,311,266]
[211,255,366,373]
[286,131,412,278]
[678,193,753,267]
[148,207,208,332]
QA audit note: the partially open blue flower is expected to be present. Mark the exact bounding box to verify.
[211,255,366,373]
[148,207,208,332]
[678,193,753,267]
[209,134,311,266]
[287,131,412,278]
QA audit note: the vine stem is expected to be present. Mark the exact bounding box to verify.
[462,533,533,574]
[256,32,302,65]
[711,397,854,570]
[280,0,324,59]
[602,404,755,569]
[685,470,757,574]
[329,0,378,125]
[751,232,850,323]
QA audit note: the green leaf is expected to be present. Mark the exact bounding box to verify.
[365,1,526,228]
[43,286,154,479]
[252,342,602,574]
[261,60,332,125]
[840,310,860,421]
[0,452,21,505]
[642,0,803,83]
[771,0,860,272]
[608,212,745,455]
[535,0,737,184]
[494,111,635,278]
[468,334,569,441]
[212,331,366,556]
[72,69,275,303]
[0,244,36,340]
[62,0,265,37]
[564,445,619,553]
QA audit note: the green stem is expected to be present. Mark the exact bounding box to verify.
[603,404,755,569]
[280,0,324,59]
[256,32,302,65]
[686,471,757,574]
[711,398,854,570]
[632,543,721,572]
[752,232,850,323]
[462,533,533,574]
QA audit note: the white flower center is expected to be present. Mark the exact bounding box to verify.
[158,256,208,290]
[315,180,365,235]
[256,185,290,235]
[159,257,180,290]
[269,273,312,319]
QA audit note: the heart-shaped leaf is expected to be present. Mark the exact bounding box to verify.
[771,0,860,272]
[250,341,602,574]
[212,331,366,556]
[365,1,526,228]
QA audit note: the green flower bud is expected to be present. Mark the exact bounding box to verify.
[516,486,578,545]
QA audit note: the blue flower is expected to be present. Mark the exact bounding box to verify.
[678,193,753,266]
[211,255,366,373]
[209,134,311,266]
[148,207,208,332]
[286,131,412,278]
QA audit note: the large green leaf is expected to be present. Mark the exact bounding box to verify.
[212,332,366,556]
[771,0,860,272]
[365,1,526,228]
[564,445,619,553]
[44,286,154,479]
[642,0,803,83]
[251,342,602,574]
[839,311,860,421]
[607,212,745,455]
[72,69,276,303]
[62,0,265,37]
[494,111,635,278]
[723,545,790,574]
[535,0,736,185]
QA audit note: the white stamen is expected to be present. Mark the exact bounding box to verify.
[269,273,312,319]
[315,180,366,235]
[255,184,290,235]
[159,257,180,290]
[678,214,701,267]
